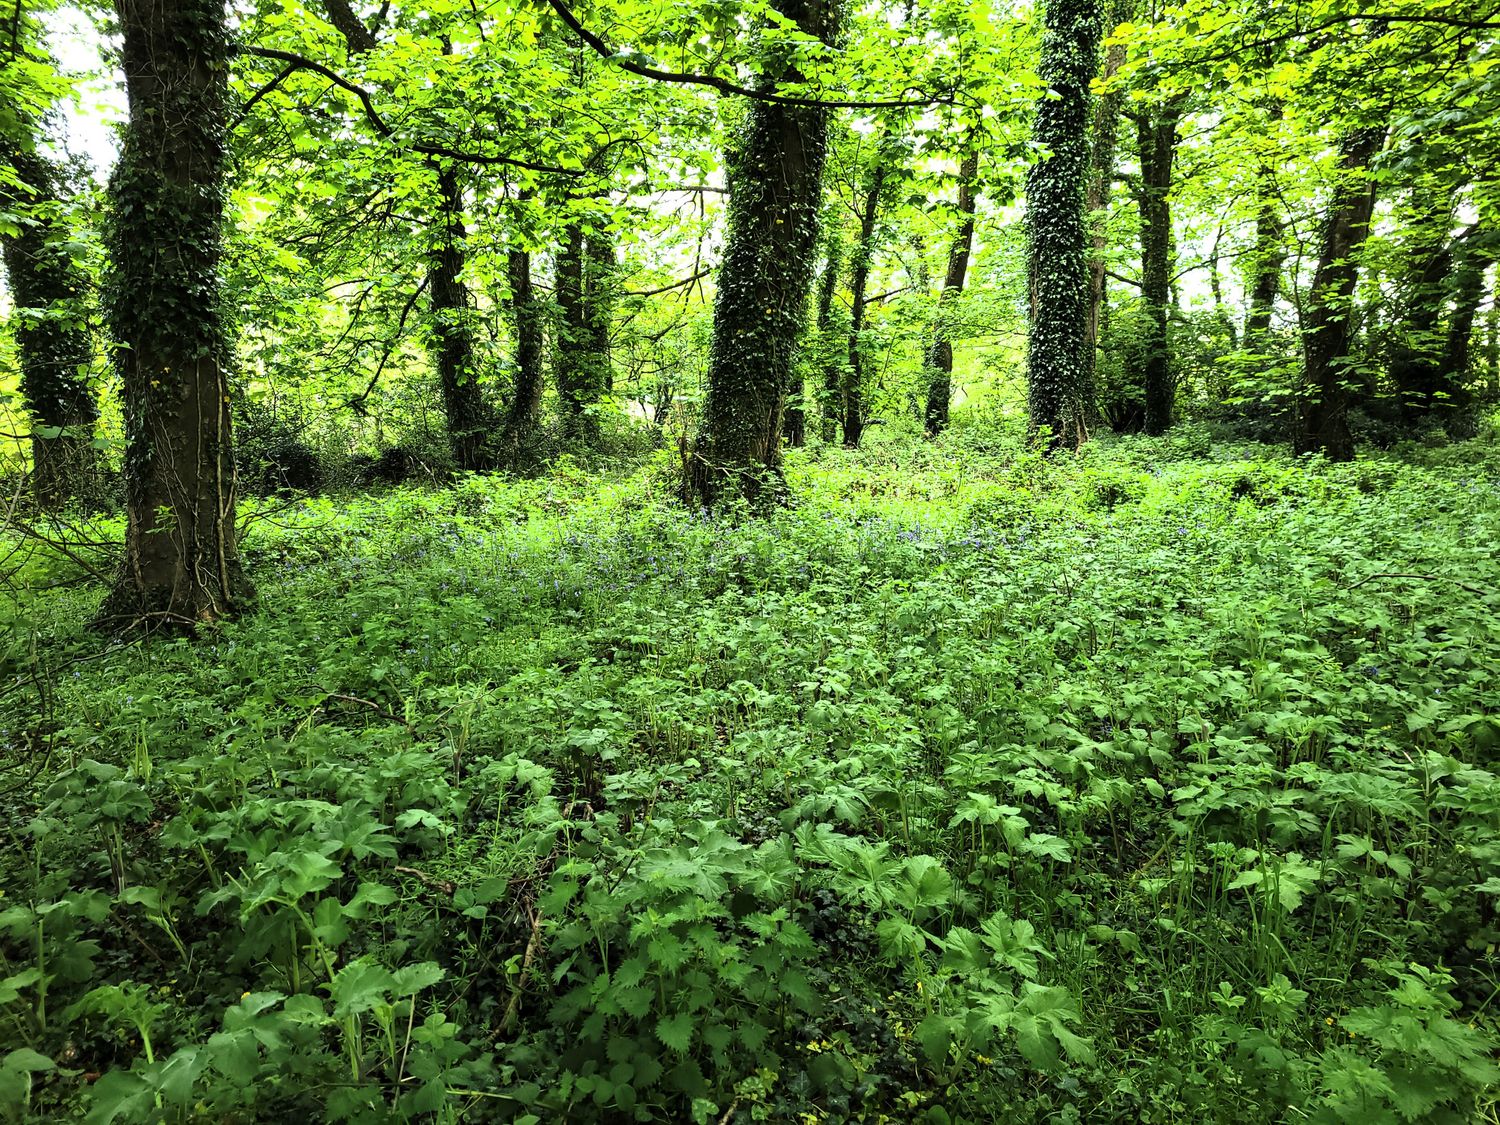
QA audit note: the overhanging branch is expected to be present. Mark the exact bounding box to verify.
[545,0,948,110]
[237,45,586,176]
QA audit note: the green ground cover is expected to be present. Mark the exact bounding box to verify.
[3,426,1499,1122]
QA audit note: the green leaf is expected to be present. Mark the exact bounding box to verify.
[656,1012,694,1054]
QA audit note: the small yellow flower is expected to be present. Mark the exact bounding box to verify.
[1325,1017,1334,1026]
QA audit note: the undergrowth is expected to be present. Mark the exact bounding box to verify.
[2,423,1499,1122]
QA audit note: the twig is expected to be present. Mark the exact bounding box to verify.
[498,907,545,1034]
[1345,572,1487,597]
[321,692,415,731]
[393,866,456,895]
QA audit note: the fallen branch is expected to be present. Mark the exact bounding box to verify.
[1345,572,1488,597]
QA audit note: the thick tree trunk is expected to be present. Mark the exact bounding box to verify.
[96,0,250,630]
[924,148,978,437]
[1135,99,1182,436]
[498,246,545,462]
[1296,125,1386,461]
[1025,0,1103,451]
[0,141,101,508]
[684,0,840,507]
[429,162,493,470]
[843,164,886,449]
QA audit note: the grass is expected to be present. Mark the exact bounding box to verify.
[2,421,1499,1123]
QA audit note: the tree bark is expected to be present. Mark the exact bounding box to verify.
[814,223,844,443]
[428,161,494,470]
[843,158,887,449]
[554,221,596,445]
[584,229,616,395]
[1025,0,1103,451]
[684,0,841,507]
[96,0,251,630]
[498,245,545,463]
[1243,105,1286,346]
[923,147,978,437]
[1296,125,1387,461]
[1134,98,1182,436]
[0,140,101,508]
[1084,14,1126,390]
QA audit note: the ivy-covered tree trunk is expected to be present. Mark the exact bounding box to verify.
[1440,243,1487,394]
[555,221,597,445]
[0,141,101,508]
[1388,211,1458,422]
[429,162,493,470]
[498,246,545,463]
[1084,14,1126,384]
[584,229,616,396]
[96,0,251,630]
[1243,106,1285,345]
[1025,0,1103,451]
[843,162,887,449]
[923,147,978,437]
[814,224,844,443]
[685,0,841,507]
[1134,98,1182,436]
[1296,125,1386,461]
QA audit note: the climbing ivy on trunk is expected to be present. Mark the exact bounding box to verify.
[1296,125,1386,461]
[1025,0,1103,451]
[97,0,252,630]
[685,0,842,507]
[0,140,101,508]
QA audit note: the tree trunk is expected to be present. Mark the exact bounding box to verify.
[843,161,887,449]
[0,141,101,508]
[924,147,978,437]
[814,224,844,443]
[554,221,598,445]
[1135,98,1182,436]
[1436,237,1486,424]
[498,245,545,463]
[684,0,841,507]
[1243,104,1286,345]
[1025,0,1103,451]
[1084,12,1126,390]
[429,161,493,470]
[584,229,616,396]
[96,0,250,630]
[1296,125,1386,461]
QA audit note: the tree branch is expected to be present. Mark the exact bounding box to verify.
[236,46,586,176]
[544,0,947,110]
[624,268,712,298]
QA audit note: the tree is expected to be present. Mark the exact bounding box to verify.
[0,140,101,507]
[923,147,978,437]
[96,0,251,628]
[497,240,546,463]
[1025,0,1103,451]
[1130,94,1184,435]
[554,220,614,447]
[429,158,496,470]
[811,218,845,444]
[1296,125,1386,460]
[684,0,843,506]
[841,134,899,449]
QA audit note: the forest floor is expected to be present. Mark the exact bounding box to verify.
[2,423,1499,1123]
